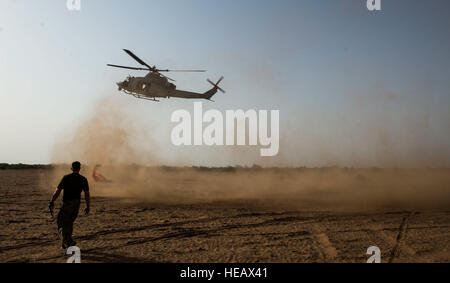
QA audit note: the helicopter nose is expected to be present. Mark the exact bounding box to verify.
[116,82,122,91]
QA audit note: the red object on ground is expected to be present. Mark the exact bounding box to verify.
[92,164,112,183]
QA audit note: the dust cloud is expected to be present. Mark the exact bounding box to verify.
[51,96,157,166]
[42,95,450,211]
[45,96,159,198]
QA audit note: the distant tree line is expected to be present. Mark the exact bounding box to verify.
[0,163,53,170]
[3,163,435,172]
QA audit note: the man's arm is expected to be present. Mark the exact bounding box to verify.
[49,187,62,217]
[52,176,65,204]
[50,187,62,203]
[84,178,90,215]
[84,191,90,215]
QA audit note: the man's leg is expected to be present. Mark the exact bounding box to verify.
[65,221,74,245]
[57,205,64,242]
[66,200,80,246]
[58,202,70,248]
[59,200,80,248]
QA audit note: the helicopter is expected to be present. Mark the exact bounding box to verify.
[107,49,225,102]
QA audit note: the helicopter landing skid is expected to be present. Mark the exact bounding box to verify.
[123,90,160,102]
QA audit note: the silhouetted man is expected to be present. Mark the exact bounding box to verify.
[49,161,90,249]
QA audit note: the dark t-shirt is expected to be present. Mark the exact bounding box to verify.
[57,173,89,202]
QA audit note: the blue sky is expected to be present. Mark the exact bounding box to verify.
[1,0,449,166]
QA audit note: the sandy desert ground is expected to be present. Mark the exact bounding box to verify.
[0,168,449,263]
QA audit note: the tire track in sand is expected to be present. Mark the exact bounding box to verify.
[389,212,413,263]
[310,223,338,262]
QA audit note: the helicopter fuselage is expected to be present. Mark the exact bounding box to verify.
[116,71,223,101]
[118,72,176,98]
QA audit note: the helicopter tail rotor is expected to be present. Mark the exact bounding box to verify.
[207,76,225,94]
[204,76,225,100]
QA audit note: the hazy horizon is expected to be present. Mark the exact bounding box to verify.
[1,0,450,167]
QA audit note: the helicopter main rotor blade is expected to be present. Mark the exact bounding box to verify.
[122,49,204,79]
[159,73,176,82]
[123,49,153,70]
[156,69,206,72]
[107,64,150,71]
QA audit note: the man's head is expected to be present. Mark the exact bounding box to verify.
[71,161,81,173]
